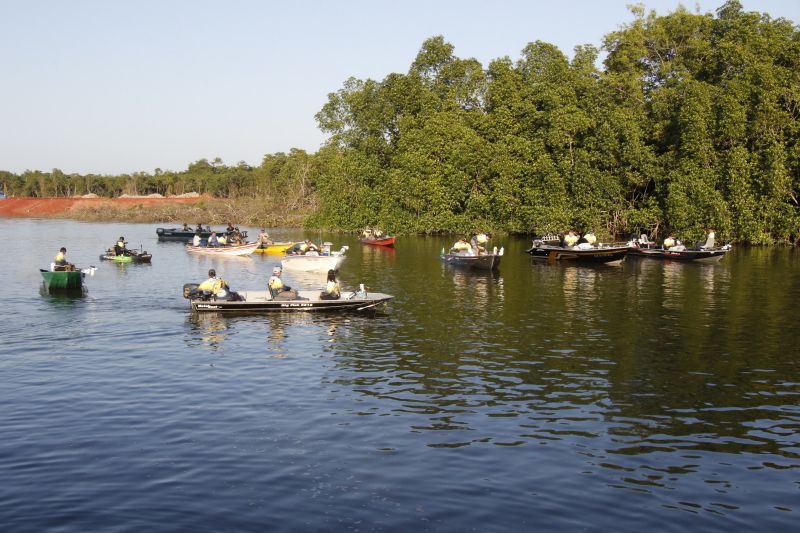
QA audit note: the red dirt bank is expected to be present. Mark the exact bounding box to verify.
[0,197,205,218]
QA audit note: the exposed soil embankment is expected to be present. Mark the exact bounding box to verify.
[0,197,205,218]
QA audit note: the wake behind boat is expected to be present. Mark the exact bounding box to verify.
[185,242,259,256]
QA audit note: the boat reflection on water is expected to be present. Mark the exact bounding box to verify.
[187,312,230,349]
[443,264,505,304]
[39,282,86,302]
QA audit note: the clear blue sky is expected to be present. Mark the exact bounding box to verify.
[1,0,797,175]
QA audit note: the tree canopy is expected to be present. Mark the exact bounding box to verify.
[3,1,798,243]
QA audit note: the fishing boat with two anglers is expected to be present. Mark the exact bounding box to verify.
[99,236,152,263]
[359,227,396,248]
[627,229,731,263]
[441,232,503,271]
[40,247,96,291]
[280,240,348,273]
[526,231,630,264]
[182,267,391,313]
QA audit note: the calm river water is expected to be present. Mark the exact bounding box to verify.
[1,218,798,532]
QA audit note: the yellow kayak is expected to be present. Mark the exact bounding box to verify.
[252,242,295,255]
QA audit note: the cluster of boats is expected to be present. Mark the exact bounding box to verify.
[40,224,732,314]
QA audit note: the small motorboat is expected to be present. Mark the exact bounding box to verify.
[40,265,96,290]
[360,236,396,247]
[183,283,392,313]
[252,242,295,255]
[627,245,731,262]
[185,242,259,256]
[526,239,630,263]
[281,243,348,272]
[441,247,503,270]
[99,248,152,263]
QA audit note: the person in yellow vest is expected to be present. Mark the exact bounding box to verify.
[298,239,319,254]
[663,235,676,249]
[472,232,490,254]
[198,269,228,295]
[563,231,579,247]
[114,236,127,256]
[584,232,597,245]
[268,266,298,300]
[319,269,341,300]
[451,238,471,253]
[218,233,227,246]
[374,228,384,239]
[54,247,75,271]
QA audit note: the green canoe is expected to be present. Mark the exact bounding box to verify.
[40,269,84,290]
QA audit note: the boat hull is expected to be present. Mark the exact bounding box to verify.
[252,242,295,255]
[627,247,729,262]
[441,253,501,270]
[190,289,392,313]
[361,236,396,247]
[100,252,152,263]
[185,243,259,256]
[281,253,347,272]
[157,228,248,242]
[526,245,630,263]
[40,269,84,290]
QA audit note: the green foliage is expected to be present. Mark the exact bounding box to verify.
[4,1,799,242]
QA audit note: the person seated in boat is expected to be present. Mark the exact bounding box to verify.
[663,234,685,251]
[563,230,579,248]
[319,269,341,300]
[449,238,470,254]
[53,247,75,271]
[229,229,242,245]
[299,239,319,254]
[699,228,716,250]
[192,232,202,247]
[226,222,235,234]
[196,268,240,300]
[114,236,127,256]
[373,228,384,239]
[257,229,272,247]
[361,227,373,239]
[182,223,190,231]
[218,233,228,246]
[207,232,220,247]
[195,223,204,233]
[268,266,299,301]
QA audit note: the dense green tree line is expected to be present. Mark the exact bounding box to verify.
[309,1,799,243]
[2,1,798,243]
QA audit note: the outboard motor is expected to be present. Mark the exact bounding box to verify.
[183,283,200,299]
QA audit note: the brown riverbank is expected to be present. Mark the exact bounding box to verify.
[0,196,309,226]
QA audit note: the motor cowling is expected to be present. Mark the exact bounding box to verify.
[183,283,200,299]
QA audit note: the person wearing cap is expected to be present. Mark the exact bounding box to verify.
[268,266,298,300]
[450,238,471,254]
[114,236,127,256]
[207,232,219,247]
[257,229,272,248]
[299,239,319,254]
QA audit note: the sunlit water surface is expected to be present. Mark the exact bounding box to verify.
[1,219,798,531]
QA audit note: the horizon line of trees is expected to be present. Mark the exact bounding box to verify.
[2,1,798,243]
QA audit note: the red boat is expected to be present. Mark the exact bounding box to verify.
[360,236,396,247]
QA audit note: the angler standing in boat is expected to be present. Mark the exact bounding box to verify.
[319,269,340,300]
[257,229,272,247]
[54,247,75,271]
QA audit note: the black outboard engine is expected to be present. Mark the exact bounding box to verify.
[183,283,202,299]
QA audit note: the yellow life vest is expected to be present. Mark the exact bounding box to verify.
[269,276,284,291]
[664,237,675,248]
[325,280,340,295]
[55,252,66,263]
[476,233,488,244]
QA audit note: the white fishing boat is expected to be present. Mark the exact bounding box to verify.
[281,243,348,272]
